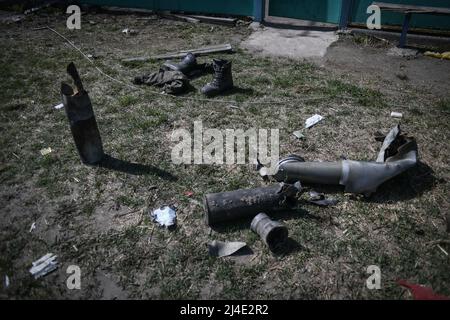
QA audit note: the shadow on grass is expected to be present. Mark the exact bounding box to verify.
[364,161,439,204]
[211,207,319,234]
[98,154,178,181]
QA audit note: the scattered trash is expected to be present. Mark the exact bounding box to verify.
[151,206,177,228]
[5,275,10,288]
[204,182,302,226]
[424,51,450,61]
[269,125,417,195]
[53,103,64,110]
[292,130,305,139]
[307,191,338,207]
[29,222,36,233]
[397,280,449,300]
[122,43,233,63]
[40,147,52,156]
[183,191,194,197]
[61,63,104,164]
[208,240,247,257]
[121,28,137,35]
[391,111,403,118]
[72,245,78,252]
[29,253,58,279]
[251,213,288,251]
[305,114,323,129]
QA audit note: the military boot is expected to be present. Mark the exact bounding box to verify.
[163,52,198,75]
[201,59,233,96]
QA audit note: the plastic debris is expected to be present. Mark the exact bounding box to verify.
[208,240,247,257]
[122,28,137,35]
[5,275,10,288]
[151,206,177,228]
[390,111,403,118]
[40,147,52,156]
[305,114,323,129]
[308,191,338,207]
[397,280,449,300]
[293,130,305,139]
[29,253,58,279]
[183,191,194,197]
[29,222,36,233]
[424,51,450,60]
[54,103,64,110]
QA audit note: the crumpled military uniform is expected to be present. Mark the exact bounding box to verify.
[133,69,189,95]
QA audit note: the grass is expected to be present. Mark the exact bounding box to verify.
[0,11,449,300]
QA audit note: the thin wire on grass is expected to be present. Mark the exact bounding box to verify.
[41,26,330,106]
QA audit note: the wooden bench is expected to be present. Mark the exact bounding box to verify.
[372,2,450,47]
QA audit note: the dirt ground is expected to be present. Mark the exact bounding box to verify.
[0,9,449,299]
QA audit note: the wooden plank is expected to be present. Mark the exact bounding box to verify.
[158,13,200,24]
[186,15,237,26]
[372,2,450,15]
[122,44,233,63]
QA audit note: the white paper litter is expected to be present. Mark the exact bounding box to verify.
[29,253,58,279]
[390,112,403,118]
[305,114,323,129]
[40,147,52,156]
[293,130,305,139]
[5,275,10,288]
[54,103,64,110]
[29,222,36,233]
[151,206,177,228]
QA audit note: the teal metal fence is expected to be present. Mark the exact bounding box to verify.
[81,0,450,30]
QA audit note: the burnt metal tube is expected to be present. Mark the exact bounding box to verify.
[204,182,301,226]
[270,126,418,195]
[61,62,104,164]
[251,213,288,250]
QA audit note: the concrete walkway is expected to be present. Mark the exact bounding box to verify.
[241,26,338,60]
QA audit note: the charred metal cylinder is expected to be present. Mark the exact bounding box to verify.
[61,62,104,164]
[251,213,288,250]
[204,182,301,226]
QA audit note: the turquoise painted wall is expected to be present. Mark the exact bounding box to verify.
[81,0,254,16]
[351,0,450,30]
[268,0,343,24]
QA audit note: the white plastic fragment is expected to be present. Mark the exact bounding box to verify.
[40,147,52,156]
[390,112,403,118]
[151,206,177,228]
[29,222,36,233]
[293,130,305,139]
[305,114,324,129]
[54,103,64,110]
[29,253,58,279]
[5,275,10,288]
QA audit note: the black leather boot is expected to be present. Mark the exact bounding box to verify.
[201,59,233,96]
[163,52,198,75]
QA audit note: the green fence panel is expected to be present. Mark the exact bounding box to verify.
[268,0,343,24]
[81,0,254,16]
